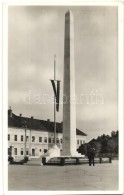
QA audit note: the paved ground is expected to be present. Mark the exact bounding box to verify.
[8,160,118,191]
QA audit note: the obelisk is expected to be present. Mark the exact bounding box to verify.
[62,10,77,156]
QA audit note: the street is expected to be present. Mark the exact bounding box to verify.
[8,159,118,191]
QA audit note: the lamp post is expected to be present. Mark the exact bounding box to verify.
[29,128,31,156]
[22,121,27,159]
[24,125,27,157]
[29,118,32,156]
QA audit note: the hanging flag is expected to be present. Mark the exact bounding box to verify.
[50,80,60,112]
[56,81,60,112]
[50,80,57,97]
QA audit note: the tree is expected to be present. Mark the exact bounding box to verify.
[78,130,119,157]
[77,143,90,155]
[107,138,118,154]
[111,131,116,138]
[77,141,102,157]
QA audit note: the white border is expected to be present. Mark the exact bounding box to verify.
[3,3,8,195]
[2,1,124,195]
[0,2,3,195]
[118,2,124,193]
[1,0,124,6]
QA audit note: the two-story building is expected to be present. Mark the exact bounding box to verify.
[8,108,87,157]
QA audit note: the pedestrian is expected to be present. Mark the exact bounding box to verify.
[87,147,92,166]
[88,147,96,166]
[91,148,95,166]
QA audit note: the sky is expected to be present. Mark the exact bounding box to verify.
[8,6,118,142]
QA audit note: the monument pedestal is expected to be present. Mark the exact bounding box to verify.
[41,144,60,164]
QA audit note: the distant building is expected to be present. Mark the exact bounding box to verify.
[8,108,87,157]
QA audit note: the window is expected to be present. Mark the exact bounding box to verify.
[56,138,59,144]
[14,148,17,155]
[32,149,35,156]
[39,137,42,143]
[44,137,47,143]
[8,134,10,141]
[60,139,62,144]
[20,148,23,155]
[39,149,42,152]
[44,149,47,153]
[26,149,29,155]
[83,140,85,144]
[14,135,17,141]
[49,138,51,143]
[21,135,23,141]
[32,136,35,142]
[77,140,79,145]
[8,148,11,155]
[26,136,29,142]
[53,138,55,143]
[80,140,82,145]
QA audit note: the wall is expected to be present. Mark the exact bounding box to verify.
[8,127,86,157]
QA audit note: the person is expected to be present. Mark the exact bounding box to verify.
[87,147,96,166]
[91,148,96,166]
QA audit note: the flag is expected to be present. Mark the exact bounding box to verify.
[56,81,60,111]
[50,80,60,112]
[50,80,57,97]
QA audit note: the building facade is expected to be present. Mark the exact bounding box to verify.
[8,108,87,157]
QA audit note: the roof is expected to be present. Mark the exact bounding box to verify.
[8,110,87,136]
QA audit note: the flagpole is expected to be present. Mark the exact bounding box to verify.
[54,55,56,145]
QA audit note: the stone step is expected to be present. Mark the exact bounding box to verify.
[42,157,112,165]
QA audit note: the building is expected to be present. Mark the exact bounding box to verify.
[8,108,87,157]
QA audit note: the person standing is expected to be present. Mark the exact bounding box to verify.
[88,147,96,166]
[91,148,95,166]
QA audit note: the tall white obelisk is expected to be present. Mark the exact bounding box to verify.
[62,10,77,156]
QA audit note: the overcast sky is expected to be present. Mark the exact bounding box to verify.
[8,6,118,142]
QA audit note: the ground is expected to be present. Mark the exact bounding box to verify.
[8,160,118,191]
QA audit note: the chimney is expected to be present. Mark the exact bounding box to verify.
[8,106,12,117]
[47,119,50,122]
[20,114,22,117]
[31,116,34,119]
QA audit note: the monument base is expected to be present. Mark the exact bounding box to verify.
[61,151,82,157]
[41,144,60,164]
[42,154,86,165]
